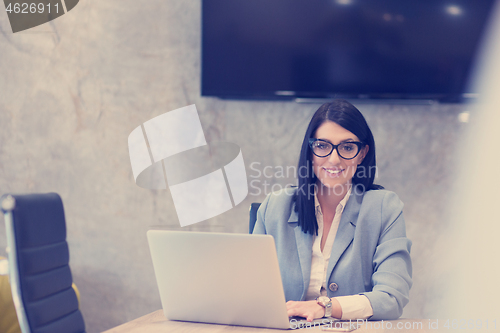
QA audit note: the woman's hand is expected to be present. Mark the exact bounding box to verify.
[286,298,343,321]
[286,300,325,322]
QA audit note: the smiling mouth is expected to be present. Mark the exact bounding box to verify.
[324,168,344,175]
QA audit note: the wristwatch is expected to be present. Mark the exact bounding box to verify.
[316,296,332,317]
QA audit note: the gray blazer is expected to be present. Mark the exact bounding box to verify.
[252,187,412,320]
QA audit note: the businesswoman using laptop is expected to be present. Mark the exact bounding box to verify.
[253,99,412,321]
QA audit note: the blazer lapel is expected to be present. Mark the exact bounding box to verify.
[325,190,362,280]
[288,206,313,300]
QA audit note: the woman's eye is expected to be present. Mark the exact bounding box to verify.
[341,144,355,151]
[313,142,322,148]
[316,143,329,150]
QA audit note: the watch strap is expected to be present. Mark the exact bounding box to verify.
[316,296,333,317]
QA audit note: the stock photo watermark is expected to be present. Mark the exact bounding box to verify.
[128,104,248,227]
[290,318,497,330]
[3,0,79,33]
[248,162,378,197]
[290,318,425,330]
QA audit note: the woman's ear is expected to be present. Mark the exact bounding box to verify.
[358,145,369,165]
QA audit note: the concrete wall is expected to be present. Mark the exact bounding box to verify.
[0,1,473,331]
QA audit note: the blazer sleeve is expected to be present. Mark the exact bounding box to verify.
[360,191,413,320]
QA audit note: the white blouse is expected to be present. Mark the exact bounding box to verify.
[305,188,373,320]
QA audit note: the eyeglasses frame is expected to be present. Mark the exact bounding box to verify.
[308,138,366,160]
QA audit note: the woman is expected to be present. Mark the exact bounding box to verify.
[253,99,412,321]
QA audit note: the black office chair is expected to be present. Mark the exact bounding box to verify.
[1,193,86,333]
[249,203,261,233]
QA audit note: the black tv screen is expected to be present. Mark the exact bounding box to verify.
[202,0,495,102]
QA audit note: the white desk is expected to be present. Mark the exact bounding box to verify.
[104,310,437,333]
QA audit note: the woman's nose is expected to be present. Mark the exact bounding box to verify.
[327,148,342,164]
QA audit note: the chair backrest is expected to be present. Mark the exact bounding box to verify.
[1,193,86,333]
[249,203,261,233]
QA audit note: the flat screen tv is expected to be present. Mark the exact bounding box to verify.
[201,0,495,102]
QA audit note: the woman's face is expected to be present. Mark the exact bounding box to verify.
[312,121,368,194]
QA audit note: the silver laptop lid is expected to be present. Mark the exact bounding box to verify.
[147,230,290,329]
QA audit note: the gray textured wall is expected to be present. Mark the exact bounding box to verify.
[0,1,474,332]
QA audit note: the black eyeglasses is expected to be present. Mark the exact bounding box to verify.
[309,139,365,160]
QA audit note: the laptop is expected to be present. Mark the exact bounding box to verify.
[147,230,339,330]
